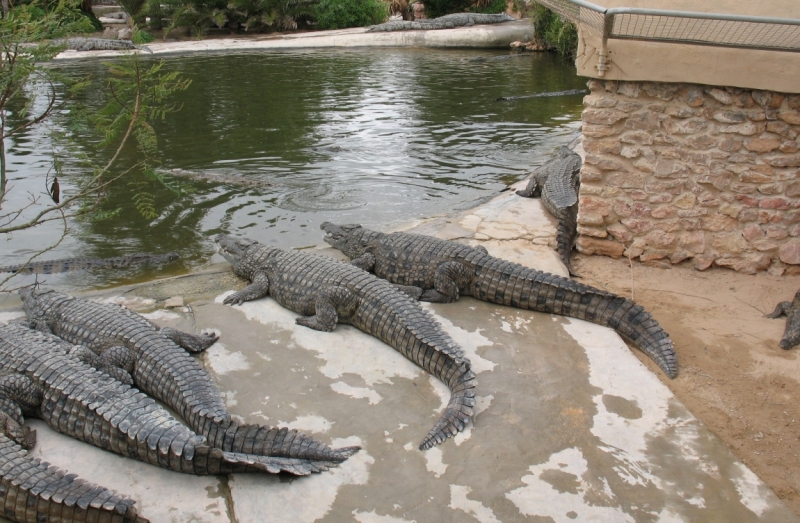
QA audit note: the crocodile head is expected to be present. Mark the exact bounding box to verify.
[321,222,370,258]
[216,235,261,278]
[17,286,56,331]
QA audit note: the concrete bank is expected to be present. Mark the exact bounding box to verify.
[52,21,535,60]
[0,172,796,522]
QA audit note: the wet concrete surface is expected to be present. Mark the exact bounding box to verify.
[0,180,797,522]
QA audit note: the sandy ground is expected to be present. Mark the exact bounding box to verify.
[571,252,800,516]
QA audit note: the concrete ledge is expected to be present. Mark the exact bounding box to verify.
[52,21,535,60]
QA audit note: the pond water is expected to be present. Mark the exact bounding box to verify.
[1,48,585,290]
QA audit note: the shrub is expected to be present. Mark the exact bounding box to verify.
[531,3,577,58]
[314,0,386,30]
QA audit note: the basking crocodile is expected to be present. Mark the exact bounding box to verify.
[216,235,476,450]
[516,147,582,276]
[56,38,151,53]
[766,289,800,349]
[321,223,678,379]
[0,252,180,275]
[368,13,515,32]
[18,288,360,466]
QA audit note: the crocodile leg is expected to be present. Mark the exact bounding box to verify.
[223,272,270,305]
[766,301,791,319]
[420,261,473,303]
[69,346,135,386]
[160,328,218,353]
[296,287,359,332]
[392,285,423,300]
[350,253,376,271]
[0,374,43,451]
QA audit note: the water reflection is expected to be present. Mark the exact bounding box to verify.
[1,48,585,290]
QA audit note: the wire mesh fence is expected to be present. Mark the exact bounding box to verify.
[536,0,800,52]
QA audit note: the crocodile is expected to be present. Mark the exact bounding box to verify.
[17,288,360,465]
[516,147,582,276]
[160,168,274,190]
[367,13,515,32]
[766,289,800,349]
[216,235,476,450]
[0,322,354,477]
[321,223,679,379]
[0,252,180,275]
[56,38,152,53]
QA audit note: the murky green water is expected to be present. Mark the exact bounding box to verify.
[2,48,585,289]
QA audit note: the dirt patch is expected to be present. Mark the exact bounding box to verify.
[571,253,800,516]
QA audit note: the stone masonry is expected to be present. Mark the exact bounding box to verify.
[576,79,800,275]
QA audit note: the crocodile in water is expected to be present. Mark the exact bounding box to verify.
[516,147,582,276]
[767,289,800,349]
[18,288,360,467]
[0,252,180,275]
[367,13,515,32]
[160,169,274,190]
[216,235,476,450]
[321,222,678,378]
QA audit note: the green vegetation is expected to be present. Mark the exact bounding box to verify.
[315,0,386,29]
[530,2,578,58]
[422,0,505,19]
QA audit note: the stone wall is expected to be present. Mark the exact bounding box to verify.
[576,79,800,275]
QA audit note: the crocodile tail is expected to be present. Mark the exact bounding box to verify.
[0,434,148,522]
[418,365,476,450]
[206,420,359,465]
[480,262,678,378]
[555,202,578,276]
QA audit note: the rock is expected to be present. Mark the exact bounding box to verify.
[694,254,715,270]
[679,231,706,253]
[582,109,627,126]
[583,94,617,108]
[103,27,119,39]
[576,237,625,258]
[713,110,747,124]
[164,296,184,308]
[577,213,604,226]
[752,91,784,109]
[778,111,800,125]
[117,28,133,40]
[620,218,653,234]
[743,134,782,153]
[617,82,640,98]
[582,124,619,138]
[706,88,734,105]
[625,112,663,131]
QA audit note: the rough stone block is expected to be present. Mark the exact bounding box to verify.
[645,229,675,247]
[617,82,640,98]
[577,225,608,238]
[625,112,664,131]
[620,218,653,234]
[766,226,789,240]
[739,208,759,222]
[583,109,628,126]
[694,254,715,270]
[712,232,748,253]
[620,146,640,159]
[786,182,800,198]
[766,121,797,139]
[607,172,645,189]
[666,106,699,119]
[740,171,772,184]
[697,191,720,207]
[743,133,782,153]
[697,172,731,191]
[580,196,611,216]
[718,137,743,152]
[742,224,764,242]
[764,155,800,167]
[778,111,800,125]
[666,118,708,134]
[702,213,738,232]
[648,193,673,204]
[759,197,792,210]
[706,88,734,105]
[584,139,622,155]
[780,141,800,154]
[640,249,671,262]
[585,153,627,172]
[629,189,648,201]
[753,239,779,252]
[752,90,784,109]
[789,94,800,110]
[577,212,605,226]
[672,193,696,209]
[582,124,619,138]
[685,134,717,150]
[718,122,759,136]
[654,159,688,178]
[650,206,676,219]
[576,237,625,258]
[731,184,757,195]
[607,223,632,242]
[719,203,741,219]
[757,183,784,195]
[679,86,705,107]
[615,101,642,113]
[670,250,692,264]
[779,240,800,264]
[619,130,653,145]
[713,110,747,124]
[643,82,678,101]
[584,94,617,108]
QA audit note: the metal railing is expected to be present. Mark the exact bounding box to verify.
[535,0,800,76]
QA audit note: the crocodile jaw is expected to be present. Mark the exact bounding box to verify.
[320,222,368,258]
[216,234,259,278]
